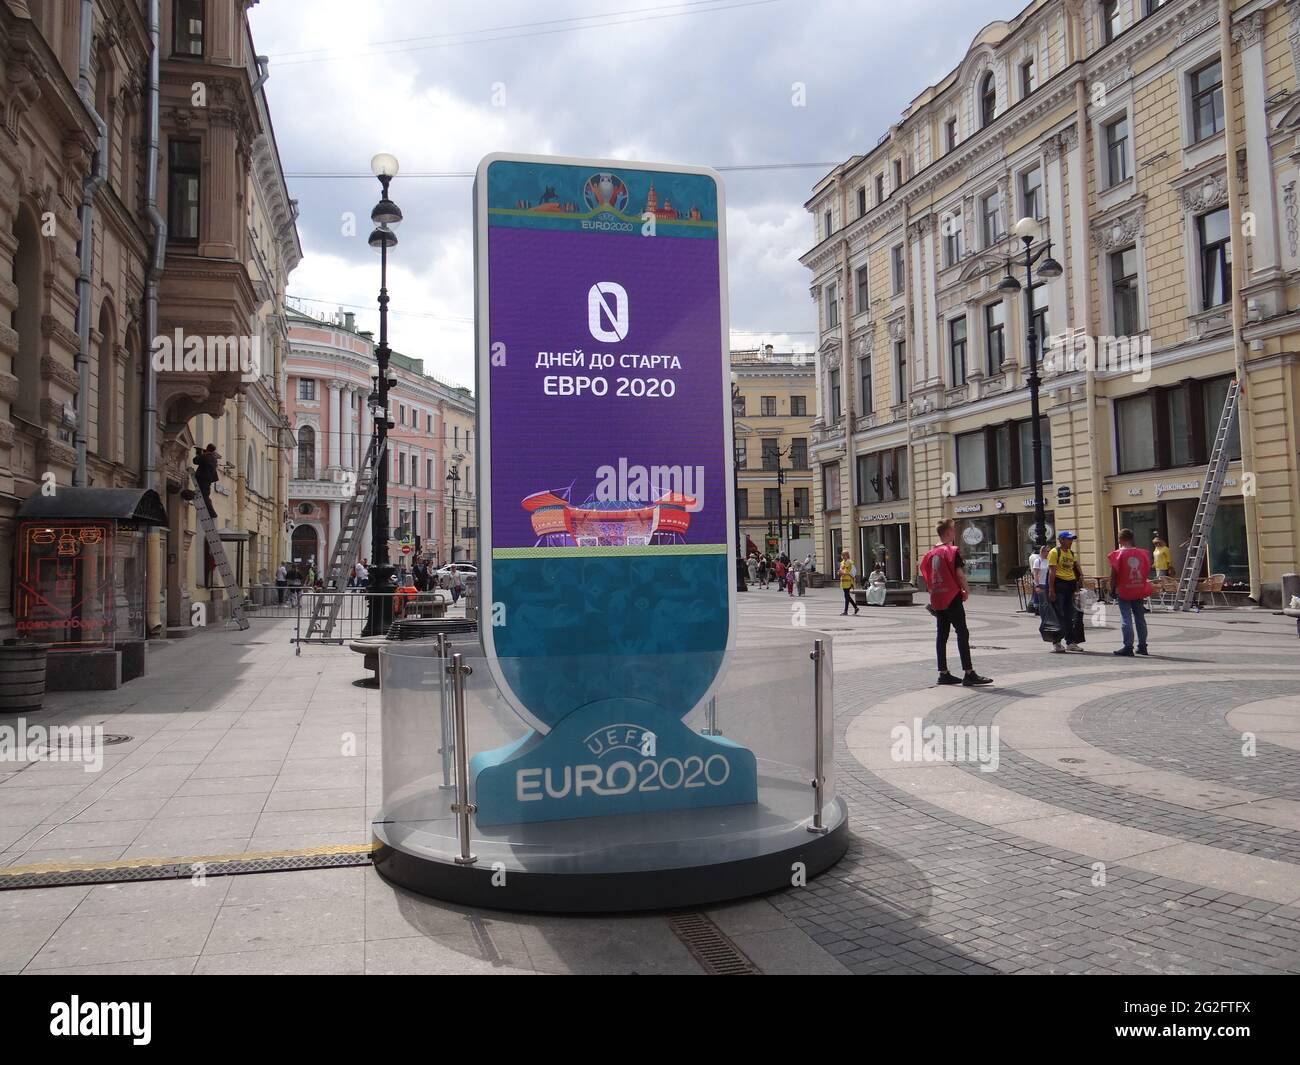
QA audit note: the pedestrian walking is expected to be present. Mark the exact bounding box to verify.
[757,557,769,589]
[1028,545,1047,613]
[747,554,758,586]
[1046,531,1085,653]
[1109,528,1153,657]
[919,518,991,686]
[275,562,287,604]
[773,558,786,590]
[838,550,859,615]
[450,565,465,605]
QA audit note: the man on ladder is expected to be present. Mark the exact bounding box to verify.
[187,445,249,631]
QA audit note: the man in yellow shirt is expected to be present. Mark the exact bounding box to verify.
[1046,531,1085,653]
[1152,536,1174,579]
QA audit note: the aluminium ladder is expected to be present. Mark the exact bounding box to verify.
[1171,378,1240,612]
[188,469,249,631]
[302,434,387,641]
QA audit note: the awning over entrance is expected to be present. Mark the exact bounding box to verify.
[15,487,168,527]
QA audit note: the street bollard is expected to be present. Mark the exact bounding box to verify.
[808,638,828,835]
[448,652,478,865]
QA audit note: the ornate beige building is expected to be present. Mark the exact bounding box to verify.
[731,347,816,559]
[805,0,1300,604]
[1,0,298,642]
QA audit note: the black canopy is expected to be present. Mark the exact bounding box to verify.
[16,488,168,527]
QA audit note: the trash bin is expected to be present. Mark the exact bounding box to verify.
[0,639,48,713]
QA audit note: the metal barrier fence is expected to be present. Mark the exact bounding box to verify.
[288,590,389,648]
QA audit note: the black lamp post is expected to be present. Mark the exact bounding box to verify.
[730,376,748,593]
[445,464,460,564]
[363,151,402,637]
[997,217,1063,557]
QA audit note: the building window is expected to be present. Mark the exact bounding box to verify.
[1020,165,1042,220]
[763,488,781,518]
[167,140,201,241]
[789,437,808,469]
[1110,245,1142,334]
[857,186,867,217]
[893,158,904,190]
[943,211,964,266]
[1143,0,1167,15]
[985,303,1006,375]
[860,356,873,414]
[1020,57,1037,98]
[980,189,1003,247]
[762,440,780,471]
[734,392,746,417]
[736,489,749,520]
[1116,394,1157,473]
[173,0,204,57]
[1114,379,1239,475]
[958,418,1052,492]
[454,426,459,448]
[949,316,968,386]
[875,174,885,204]
[823,209,833,239]
[735,440,747,469]
[1017,418,1052,487]
[891,244,906,295]
[790,395,807,416]
[1190,60,1224,142]
[1197,207,1231,310]
[427,458,434,486]
[893,339,907,403]
[1102,0,1121,43]
[956,431,987,493]
[822,462,841,511]
[829,369,841,419]
[857,446,909,504]
[980,71,997,128]
[298,379,316,401]
[399,404,406,426]
[296,425,315,480]
[760,395,777,417]
[944,117,958,153]
[1104,115,1129,187]
[825,283,838,328]
[1030,282,1049,354]
[426,413,433,432]
[793,487,810,516]
[855,265,869,314]
[398,452,406,484]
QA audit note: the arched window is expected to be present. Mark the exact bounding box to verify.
[123,323,141,472]
[980,72,997,128]
[96,302,116,459]
[296,425,315,479]
[12,204,43,423]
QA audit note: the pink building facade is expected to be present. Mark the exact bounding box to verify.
[284,307,476,574]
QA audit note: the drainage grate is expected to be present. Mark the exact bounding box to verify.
[35,733,132,756]
[667,913,760,975]
[1059,757,1086,764]
[0,846,373,891]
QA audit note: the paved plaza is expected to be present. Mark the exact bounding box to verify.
[1,589,1298,975]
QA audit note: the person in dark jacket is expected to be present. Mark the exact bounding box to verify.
[193,444,219,517]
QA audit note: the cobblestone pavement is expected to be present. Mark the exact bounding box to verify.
[1,588,1297,974]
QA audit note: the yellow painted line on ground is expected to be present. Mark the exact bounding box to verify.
[0,842,377,878]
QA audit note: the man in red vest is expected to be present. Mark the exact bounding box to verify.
[1108,527,1153,657]
[919,518,992,687]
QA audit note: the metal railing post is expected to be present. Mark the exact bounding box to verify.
[437,632,455,789]
[293,588,303,655]
[448,652,477,865]
[808,638,828,835]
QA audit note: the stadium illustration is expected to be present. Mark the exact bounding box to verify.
[522,485,695,547]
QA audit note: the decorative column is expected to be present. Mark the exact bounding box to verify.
[327,381,343,469]
[1235,13,1280,288]
[329,500,342,559]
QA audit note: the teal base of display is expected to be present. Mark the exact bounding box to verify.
[470,698,757,826]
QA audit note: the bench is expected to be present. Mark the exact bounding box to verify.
[851,583,917,607]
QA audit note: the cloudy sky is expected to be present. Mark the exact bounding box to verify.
[250,0,1014,388]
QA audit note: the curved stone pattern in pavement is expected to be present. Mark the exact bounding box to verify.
[737,589,1300,974]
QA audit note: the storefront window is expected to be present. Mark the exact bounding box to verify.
[957,517,996,584]
[860,523,912,583]
[1209,503,1248,584]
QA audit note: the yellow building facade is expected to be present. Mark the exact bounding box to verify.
[731,348,817,560]
[805,0,1300,605]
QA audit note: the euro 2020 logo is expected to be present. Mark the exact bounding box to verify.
[583,172,630,214]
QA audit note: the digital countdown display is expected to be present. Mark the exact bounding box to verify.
[470,153,753,825]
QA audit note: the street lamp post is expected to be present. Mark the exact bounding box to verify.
[730,377,748,593]
[998,217,1063,558]
[363,152,402,637]
[445,464,460,564]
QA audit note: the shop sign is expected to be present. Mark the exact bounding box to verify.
[14,521,115,648]
[1155,480,1200,499]
[862,511,897,523]
[954,503,983,514]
